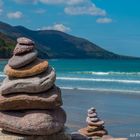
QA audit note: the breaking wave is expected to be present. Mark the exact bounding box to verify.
[60,86,140,94]
[57,77,140,84]
[72,71,140,76]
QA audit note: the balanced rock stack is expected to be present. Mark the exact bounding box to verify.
[79,107,108,139]
[0,37,70,140]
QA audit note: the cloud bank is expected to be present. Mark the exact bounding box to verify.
[0,0,3,15]
[7,11,23,19]
[96,17,112,24]
[39,24,71,32]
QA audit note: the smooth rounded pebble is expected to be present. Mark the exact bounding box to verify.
[8,50,38,69]
[87,120,104,126]
[0,86,62,110]
[5,58,49,78]
[79,128,107,137]
[88,109,95,114]
[13,43,34,55]
[89,107,96,112]
[86,117,99,122]
[88,113,97,118]
[0,108,66,135]
[0,66,56,95]
[102,135,128,140]
[87,125,104,132]
[17,37,35,45]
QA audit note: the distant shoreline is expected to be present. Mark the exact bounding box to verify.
[1,58,140,61]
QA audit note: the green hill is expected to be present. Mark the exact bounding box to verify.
[0,21,139,59]
[0,32,15,58]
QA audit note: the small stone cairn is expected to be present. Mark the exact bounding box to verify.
[77,107,128,140]
[79,107,108,139]
[0,37,71,140]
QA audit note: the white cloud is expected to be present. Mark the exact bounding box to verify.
[13,0,109,18]
[38,0,85,5]
[0,0,3,15]
[39,0,106,16]
[65,4,106,16]
[13,0,84,5]
[96,17,112,24]
[14,0,37,4]
[39,24,71,32]
[34,9,46,14]
[7,11,23,19]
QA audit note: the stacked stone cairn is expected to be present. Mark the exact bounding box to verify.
[79,107,108,139]
[0,37,71,140]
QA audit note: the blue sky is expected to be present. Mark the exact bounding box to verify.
[0,0,140,57]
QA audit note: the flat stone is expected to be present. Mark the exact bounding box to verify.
[0,129,71,140]
[101,135,128,140]
[8,50,38,69]
[5,59,49,78]
[87,108,96,114]
[86,117,99,122]
[101,135,113,139]
[87,120,104,126]
[0,108,66,135]
[87,125,104,132]
[92,136,102,139]
[88,113,97,118]
[0,86,62,110]
[0,66,56,95]
[79,128,107,137]
[13,43,34,55]
[87,110,94,114]
[17,37,35,45]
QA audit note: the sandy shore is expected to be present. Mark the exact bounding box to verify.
[0,83,139,139]
[62,89,140,140]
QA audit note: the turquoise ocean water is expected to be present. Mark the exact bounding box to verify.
[1,59,140,94]
[1,59,140,138]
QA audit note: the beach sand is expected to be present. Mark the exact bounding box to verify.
[62,89,140,140]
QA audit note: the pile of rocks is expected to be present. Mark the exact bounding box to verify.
[79,107,108,139]
[0,37,71,140]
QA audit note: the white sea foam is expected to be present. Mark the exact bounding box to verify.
[57,77,140,84]
[0,73,5,77]
[91,72,109,75]
[60,86,140,95]
[73,71,140,76]
[0,75,5,77]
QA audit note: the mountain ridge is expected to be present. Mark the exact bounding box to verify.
[0,21,139,59]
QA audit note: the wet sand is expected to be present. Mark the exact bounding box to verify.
[62,89,140,139]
